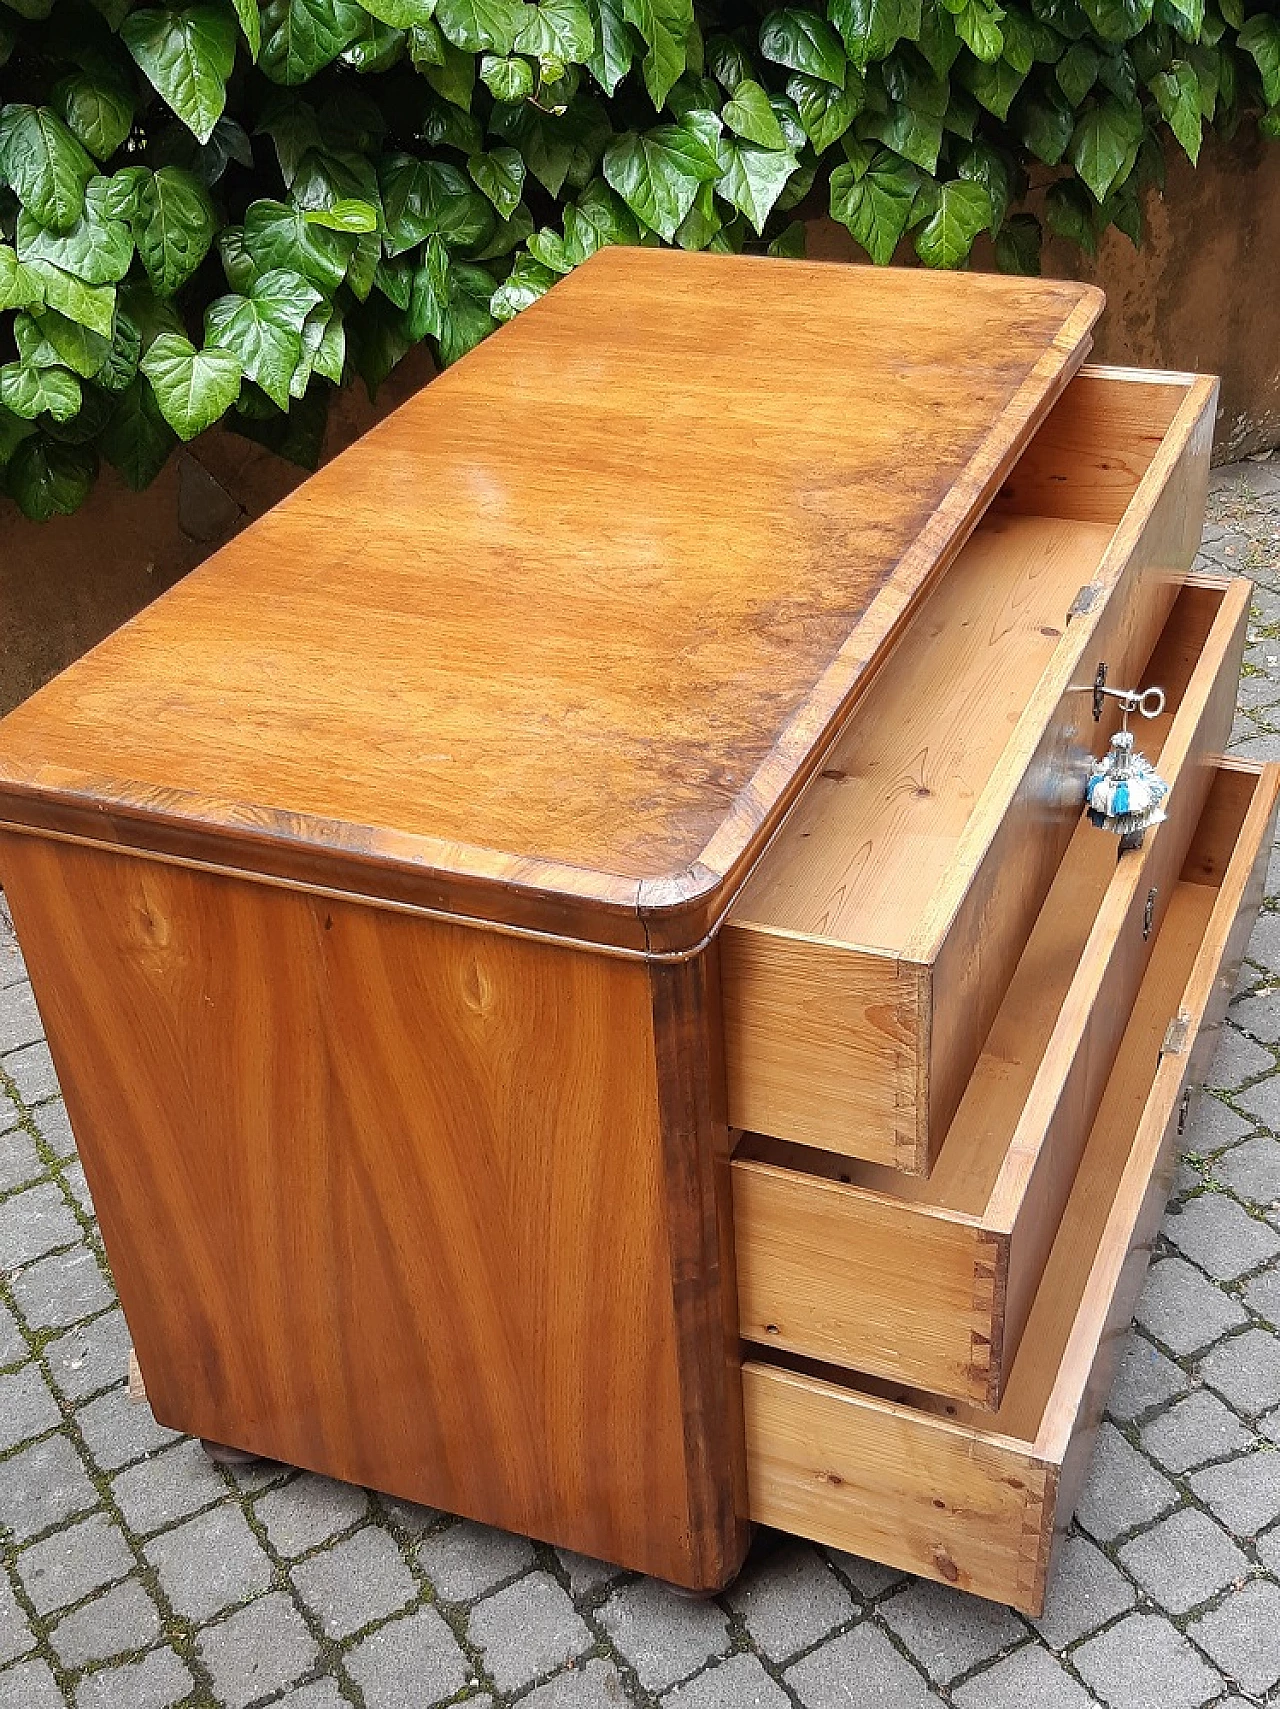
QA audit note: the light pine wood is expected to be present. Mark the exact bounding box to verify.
[733,579,1250,1406]
[724,367,1219,1168]
[0,253,1100,956]
[0,838,748,1589]
[743,759,1280,1613]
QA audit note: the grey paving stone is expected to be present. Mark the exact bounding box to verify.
[522,1657,628,1708]
[727,1540,856,1663]
[0,1657,63,1709]
[823,1552,906,1600]
[1187,1092,1256,1151]
[11,1246,114,1329]
[16,1509,134,1614]
[1230,992,1280,1044]
[49,1576,162,1668]
[0,984,43,1056]
[74,1385,180,1471]
[344,1605,470,1709]
[0,1360,59,1450]
[1257,1522,1280,1573]
[1106,1335,1191,1427]
[599,1578,731,1693]
[1030,1532,1136,1651]
[32,1101,76,1160]
[555,1548,624,1598]
[0,1180,80,1266]
[470,1570,593,1693]
[144,1501,272,1619]
[1140,1389,1256,1473]
[3,1041,58,1105]
[1198,1327,1280,1415]
[0,1128,41,1193]
[197,1591,320,1709]
[1232,732,1280,763]
[1245,1266,1280,1322]
[785,1623,940,1708]
[253,1471,368,1557]
[0,1097,15,1135]
[1252,916,1280,980]
[1072,1613,1222,1709]
[44,1310,131,1404]
[0,1575,34,1668]
[1263,1405,1280,1443]
[292,1523,417,1638]
[1135,1258,1249,1356]
[379,1495,443,1537]
[1236,1075,1280,1131]
[0,1301,24,1368]
[276,1683,350,1709]
[1117,1507,1249,1615]
[664,1652,790,1709]
[879,1579,1024,1685]
[1074,1424,1179,1543]
[63,1161,92,1215]
[1163,1193,1280,1280]
[417,1517,535,1602]
[1186,1579,1280,1697]
[109,1437,226,1535]
[76,1647,197,1709]
[0,1430,98,1541]
[0,931,24,990]
[953,1644,1093,1709]
[1213,1136,1280,1205]
[1189,1448,1280,1537]
[1207,1027,1274,1089]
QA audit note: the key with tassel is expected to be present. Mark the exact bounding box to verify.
[1086,683,1169,853]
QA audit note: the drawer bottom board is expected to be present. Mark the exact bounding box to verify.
[743,760,1279,1613]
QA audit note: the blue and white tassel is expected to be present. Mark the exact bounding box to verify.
[1086,683,1169,840]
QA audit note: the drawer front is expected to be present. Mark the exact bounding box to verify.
[742,761,1280,1614]
[722,367,1218,1175]
[734,579,1249,1408]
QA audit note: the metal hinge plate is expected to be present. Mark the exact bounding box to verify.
[1069,583,1104,622]
[1161,1011,1193,1057]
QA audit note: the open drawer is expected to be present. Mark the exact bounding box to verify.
[741,758,1280,1614]
[722,366,1219,1175]
[733,577,1250,1408]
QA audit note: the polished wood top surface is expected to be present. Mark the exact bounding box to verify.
[0,249,1101,952]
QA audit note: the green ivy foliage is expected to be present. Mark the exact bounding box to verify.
[0,0,1276,517]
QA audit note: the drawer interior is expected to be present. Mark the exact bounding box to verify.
[736,578,1235,1228]
[742,760,1280,1609]
[728,369,1198,972]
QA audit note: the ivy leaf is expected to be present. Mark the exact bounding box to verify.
[121,6,239,145]
[863,87,945,172]
[1239,13,1280,108]
[828,0,921,67]
[1078,0,1152,41]
[99,377,176,487]
[706,33,754,88]
[715,136,797,232]
[1015,77,1074,160]
[767,217,805,254]
[955,0,1003,62]
[98,305,143,391]
[828,144,916,262]
[0,245,45,312]
[140,330,242,437]
[958,137,1011,230]
[993,208,1041,271]
[914,177,991,265]
[722,78,789,147]
[24,261,116,339]
[1151,58,1202,160]
[960,52,1027,117]
[602,112,721,239]
[379,153,495,253]
[250,266,323,329]
[303,198,380,232]
[480,51,536,96]
[585,0,629,91]
[623,0,694,108]
[7,437,97,519]
[469,147,526,217]
[490,250,556,320]
[233,0,262,55]
[31,306,112,374]
[787,67,864,151]
[1069,92,1141,199]
[243,198,354,287]
[260,0,367,82]
[1056,38,1099,101]
[129,167,216,296]
[491,101,576,193]
[17,180,134,286]
[0,406,37,468]
[916,2,961,74]
[1046,174,1100,250]
[51,72,135,163]
[0,361,82,422]
[361,0,435,22]
[759,8,847,83]
[0,105,96,233]
[515,0,595,61]
[437,261,497,363]
[205,289,302,409]
[1155,0,1201,38]
[435,0,521,50]
[1000,7,1036,69]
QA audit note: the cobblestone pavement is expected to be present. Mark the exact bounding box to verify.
[3,458,1280,1709]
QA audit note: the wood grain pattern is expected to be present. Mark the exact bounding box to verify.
[743,760,1279,1613]
[0,838,748,1588]
[732,579,1250,1408]
[0,253,1100,955]
[723,367,1218,1168]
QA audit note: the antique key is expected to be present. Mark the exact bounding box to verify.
[1086,680,1170,852]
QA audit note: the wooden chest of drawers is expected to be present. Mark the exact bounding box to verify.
[0,251,1271,1614]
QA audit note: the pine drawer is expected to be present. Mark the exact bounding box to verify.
[722,366,1219,1175]
[732,576,1250,1408]
[741,758,1280,1613]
